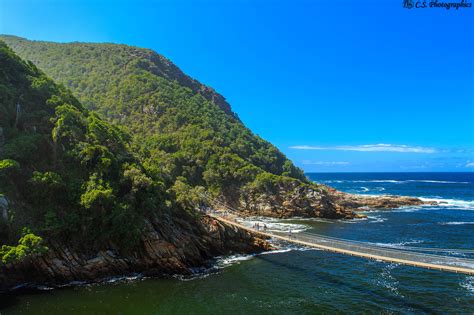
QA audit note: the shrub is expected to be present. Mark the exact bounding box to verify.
[0,229,48,264]
[0,159,20,176]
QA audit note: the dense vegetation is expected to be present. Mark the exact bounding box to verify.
[0,41,174,261]
[0,35,308,202]
[0,36,315,265]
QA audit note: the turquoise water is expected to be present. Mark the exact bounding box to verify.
[1,173,473,314]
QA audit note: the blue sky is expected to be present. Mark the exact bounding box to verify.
[1,0,473,172]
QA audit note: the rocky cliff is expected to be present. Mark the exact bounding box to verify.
[0,215,270,291]
[218,181,430,219]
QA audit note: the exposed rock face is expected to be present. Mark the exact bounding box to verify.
[238,183,359,219]
[0,216,270,291]
[322,185,436,211]
[333,193,432,210]
[222,182,432,220]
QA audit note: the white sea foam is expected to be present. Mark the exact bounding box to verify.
[321,180,345,184]
[290,217,335,223]
[438,221,474,225]
[259,247,315,255]
[105,274,143,284]
[216,254,255,267]
[36,285,55,291]
[237,217,310,233]
[387,206,424,213]
[54,275,143,288]
[259,248,293,255]
[407,180,470,184]
[372,239,424,249]
[367,215,387,223]
[352,180,402,183]
[375,263,402,297]
[461,277,474,295]
[174,270,214,281]
[419,197,474,210]
[340,217,369,224]
[172,254,258,281]
[347,180,469,184]
[214,246,314,270]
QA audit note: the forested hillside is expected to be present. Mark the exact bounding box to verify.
[0,40,179,254]
[0,42,269,288]
[0,35,308,205]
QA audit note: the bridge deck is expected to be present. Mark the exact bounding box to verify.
[207,212,474,275]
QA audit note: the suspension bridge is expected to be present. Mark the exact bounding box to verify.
[200,193,474,275]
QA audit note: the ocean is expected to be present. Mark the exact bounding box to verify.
[1,172,473,314]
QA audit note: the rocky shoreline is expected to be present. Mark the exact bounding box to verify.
[231,182,433,220]
[0,216,271,292]
[333,192,436,211]
[0,187,434,292]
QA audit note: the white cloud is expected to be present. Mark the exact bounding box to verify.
[301,161,350,166]
[289,144,436,153]
[466,162,474,168]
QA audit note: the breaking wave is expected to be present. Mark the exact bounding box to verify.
[371,239,424,249]
[366,215,387,223]
[216,254,255,267]
[322,180,470,184]
[419,197,474,210]
[438,221,474,225]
